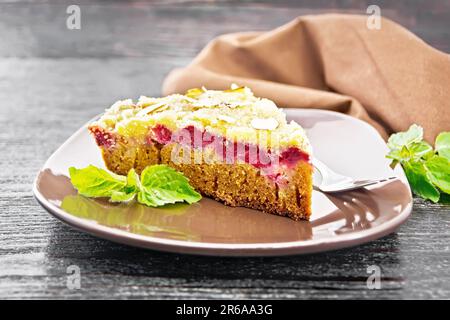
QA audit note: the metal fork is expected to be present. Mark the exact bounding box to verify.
[312,157,397,193]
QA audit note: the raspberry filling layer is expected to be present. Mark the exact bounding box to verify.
[152,125,310,182]
[91,124,310,184]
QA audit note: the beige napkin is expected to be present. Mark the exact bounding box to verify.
[162,14,450,142]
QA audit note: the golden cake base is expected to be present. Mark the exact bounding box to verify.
[100,141,312,220]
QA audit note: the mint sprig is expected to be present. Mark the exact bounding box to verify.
[69,164,201,207]
[387,125,450,203]
[435,132,450,161]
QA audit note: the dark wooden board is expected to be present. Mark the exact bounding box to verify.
[0,0,449,299]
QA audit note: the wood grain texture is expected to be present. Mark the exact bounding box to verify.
[0,0,449,299]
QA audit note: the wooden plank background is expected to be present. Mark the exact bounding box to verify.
[0,0,449,299]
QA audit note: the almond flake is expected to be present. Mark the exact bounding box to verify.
[217,115,236,123]
[251,118,279,130]
[136,102,167,117]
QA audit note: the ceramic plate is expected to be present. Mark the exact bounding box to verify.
[33,109,412,256]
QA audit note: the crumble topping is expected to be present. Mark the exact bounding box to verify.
[250,118,279,130]
[92,86,311,153]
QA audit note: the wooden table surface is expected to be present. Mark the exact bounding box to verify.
[1,0,449,299]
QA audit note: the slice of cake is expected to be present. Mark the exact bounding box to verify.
[88,85,313,220]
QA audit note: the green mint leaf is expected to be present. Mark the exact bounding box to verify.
[137,190,161,207]
[110,190,136,202]
[386,125,430,167]
[138,164,201,206]
[424,155,450,194]
[386,146,408,161]
[409,141,434,159]
[123,168,140,194]
[386,142,432,168]
[435,132,450,161]
[387,125,450,203]
[403,161,440,203]
[69,164,201,207]
[69,165,126,198]
[387,124,423,151]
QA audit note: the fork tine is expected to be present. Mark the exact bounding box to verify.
[355,177,397,186]
[313,157,398,192]
[319,176,398,193]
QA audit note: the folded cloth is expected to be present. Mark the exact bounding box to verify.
[162,14,450,142]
